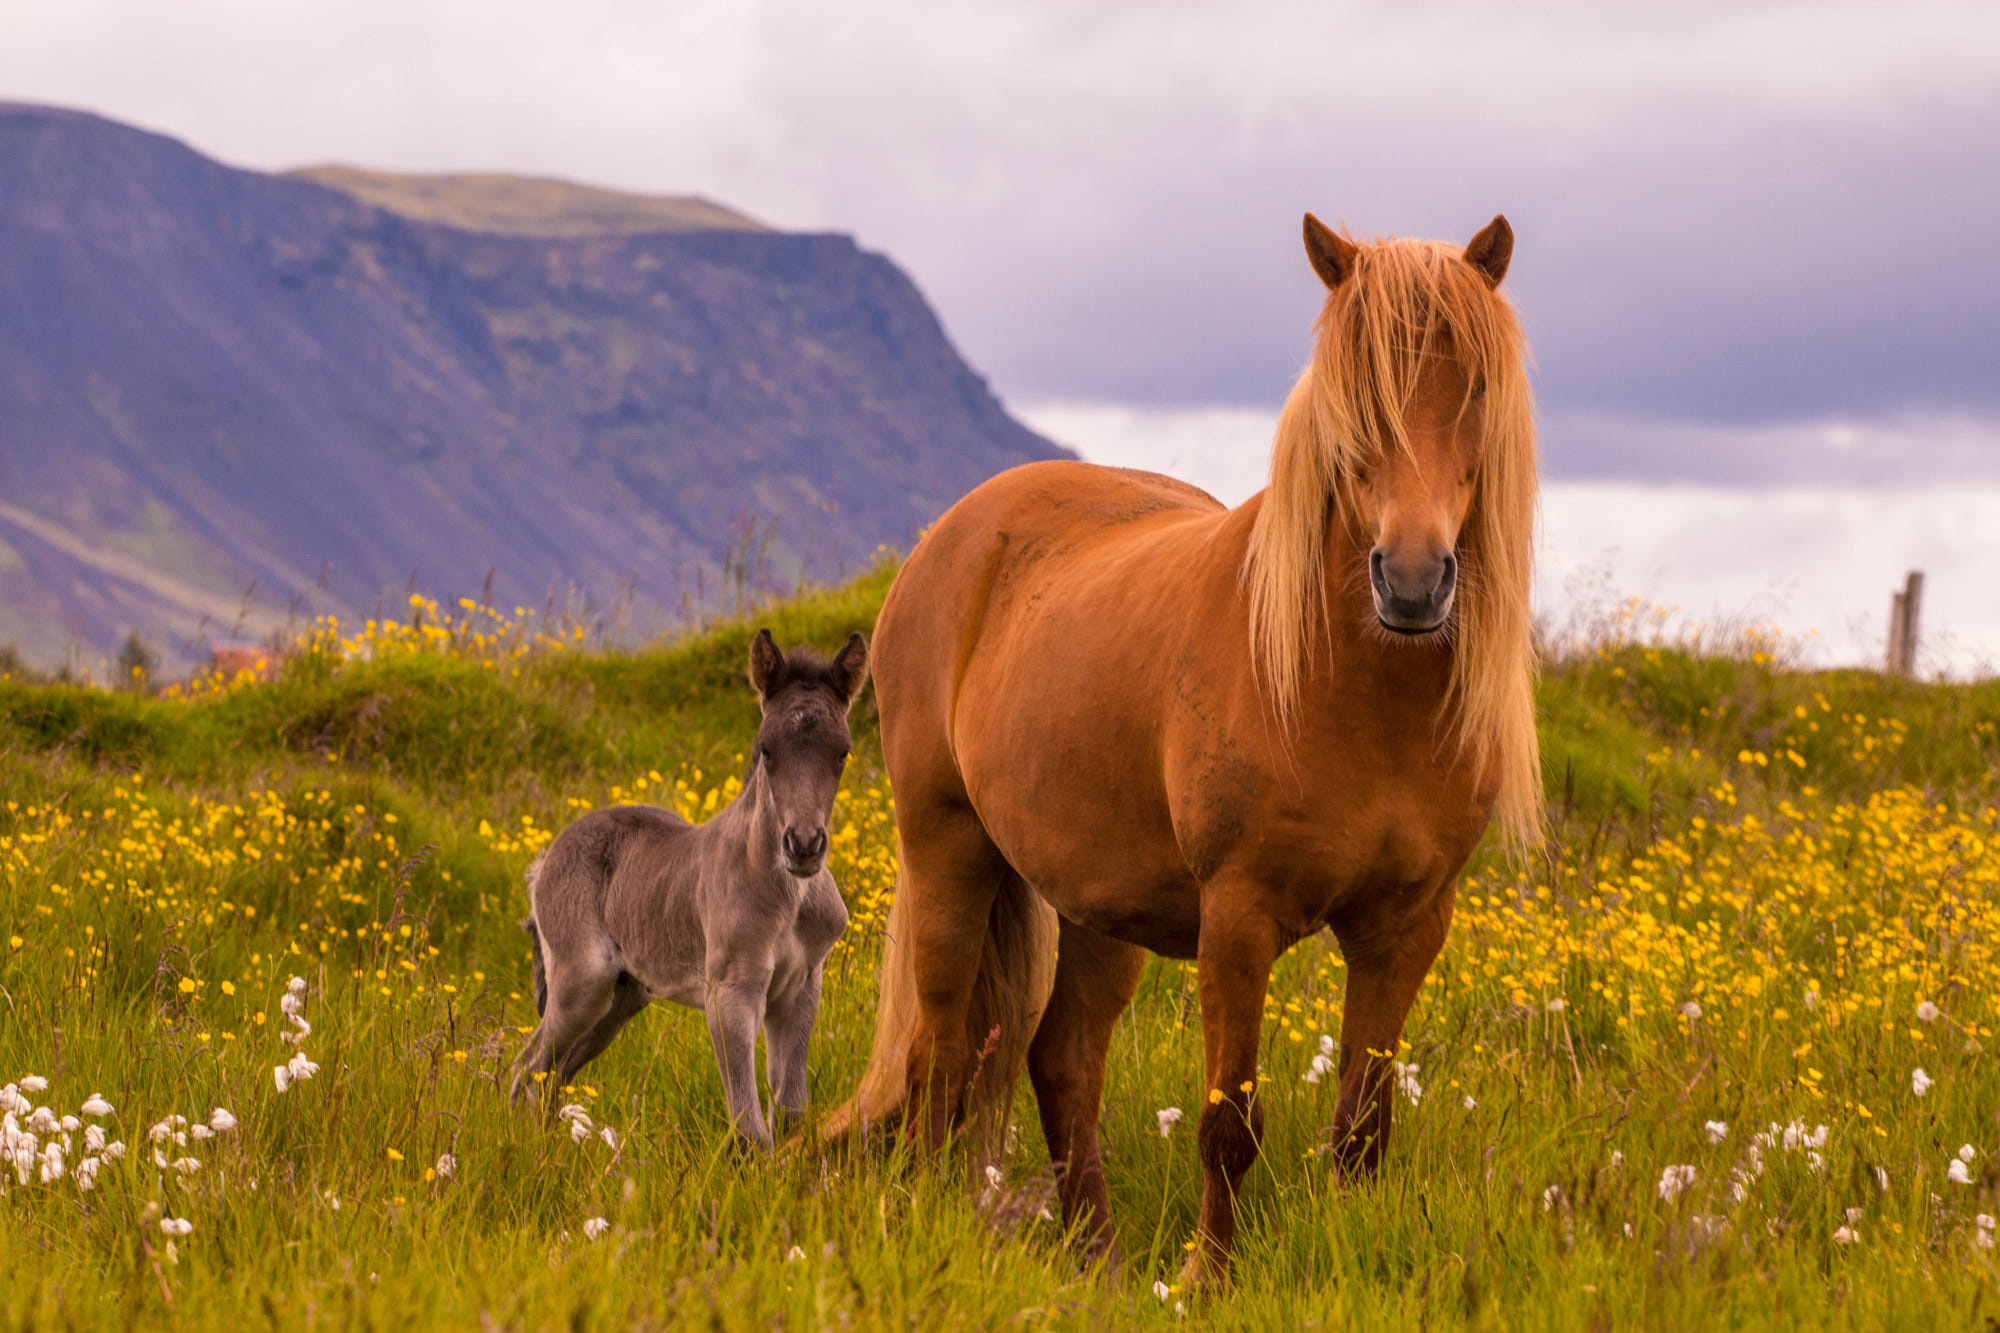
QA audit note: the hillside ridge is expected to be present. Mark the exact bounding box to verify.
[286,164,771,237]
[0,102,1067,672]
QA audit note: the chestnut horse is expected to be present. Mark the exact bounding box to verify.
[824,214,1540,1286]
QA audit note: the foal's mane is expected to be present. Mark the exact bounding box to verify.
[1244,233,1541,845]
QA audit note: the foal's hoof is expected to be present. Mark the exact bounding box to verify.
[1174,1240,1228,1294]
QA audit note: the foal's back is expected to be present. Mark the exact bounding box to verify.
[533,803,716,1007]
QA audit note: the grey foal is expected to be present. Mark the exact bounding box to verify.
[511,629,865,1147]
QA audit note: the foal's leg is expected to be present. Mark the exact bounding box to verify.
[512,955,621,1111]
[1026,917,1145,1263]
[897,813,1009,1152]
[555,973,650,1088]
[764,963,824,1136]
[1326,878,1457,1176]
[705,961,778,1150]
[1179,887,1283,1290]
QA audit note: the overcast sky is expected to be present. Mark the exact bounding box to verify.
[6,0,1997,486]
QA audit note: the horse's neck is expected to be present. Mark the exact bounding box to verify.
[709,773,782,879]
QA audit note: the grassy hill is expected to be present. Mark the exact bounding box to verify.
[287,166,770,237]
[2,569,1997,1329]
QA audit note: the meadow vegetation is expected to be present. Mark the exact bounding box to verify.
[3,568,1998,1329]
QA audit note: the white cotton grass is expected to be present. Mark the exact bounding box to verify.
[1679,1001,1703,1021]
[434,1153,457,1181]
[1658,1164,1697,1203]
[1832,1225,1858,1245]
[1302,1034,1335,1085]
[1156,1107,1183,1138]
[272,979,321,1092]
[1704,1120,1728,1145]
[1915,1000,1941,1023]
[1976,1215,1996,1250]
[1,1074,130,1197]
[1911,1067,1934,1097]
[159,1217,194,1237]
[1391,1061,1423,1106]
[582,1217,610,1240]
[1948,1159,1974,1185]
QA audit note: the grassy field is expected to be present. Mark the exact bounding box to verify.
[3,570,1998,1329]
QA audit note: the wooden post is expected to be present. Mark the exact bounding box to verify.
[1900,570,1924,678]
[1886,570,1924,677]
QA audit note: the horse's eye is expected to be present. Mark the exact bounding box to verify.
[1471,378,1487,401]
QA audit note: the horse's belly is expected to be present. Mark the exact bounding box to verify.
[646,968,708,1009]
[1051,878,1203,958]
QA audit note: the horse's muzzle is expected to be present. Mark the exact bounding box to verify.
[1370,547,1457,635]
[782,827,828,878]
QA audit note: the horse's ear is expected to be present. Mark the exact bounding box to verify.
[748,628,785,701]
[830,631,870,709]
[1303,212,1356,290]
[1463,215,1513,288]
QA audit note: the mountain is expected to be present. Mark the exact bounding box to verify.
[0,103,1066,672]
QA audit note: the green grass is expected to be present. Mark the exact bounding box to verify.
[3,570,1998,1329]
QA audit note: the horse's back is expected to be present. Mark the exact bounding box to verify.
[873,462,1258,953]
[532,804,696,927]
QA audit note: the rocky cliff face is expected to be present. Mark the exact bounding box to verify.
[0,104,1065,670]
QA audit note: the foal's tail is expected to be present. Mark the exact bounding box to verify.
[523,851,549,1018]
[821,838,1059,1162]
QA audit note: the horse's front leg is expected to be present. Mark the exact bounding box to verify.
[1178,886,1283,1291]
[1327,877,1457,1176]
[704,966,776,1150]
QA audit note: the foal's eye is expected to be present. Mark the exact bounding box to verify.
[1471,377,1487,401]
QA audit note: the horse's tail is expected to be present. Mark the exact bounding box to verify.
[822,839,1058,1162]
[523,850,549,1018]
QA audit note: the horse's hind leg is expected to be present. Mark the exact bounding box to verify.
[510,951,622,1110]
[555,973,649,1088]
[898,808,1010,1152]
[1026,916,1145,1264]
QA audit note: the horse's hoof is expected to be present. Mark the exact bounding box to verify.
[1080,1231,1125,1276]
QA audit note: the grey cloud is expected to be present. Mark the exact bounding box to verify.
[3,0,1998,476]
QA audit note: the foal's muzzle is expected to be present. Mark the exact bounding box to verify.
[1370,547,1457,635]
[781,827,828,877]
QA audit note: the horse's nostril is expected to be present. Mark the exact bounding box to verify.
[783,829,828,863]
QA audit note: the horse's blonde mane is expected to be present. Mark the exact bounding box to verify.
[1245,233,1542,845]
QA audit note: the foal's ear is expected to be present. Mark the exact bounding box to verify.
[1303,212,1357,290]
[748,628,785,700]
[1463,214,1513,288]
[829,631,870,709]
